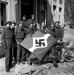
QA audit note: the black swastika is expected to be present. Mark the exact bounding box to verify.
[35,39,45,47]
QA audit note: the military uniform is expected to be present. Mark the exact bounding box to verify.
[21,20,30,36]
[15,27,26,63]
[53,25,64,41]
[40,26,54,36]
[1,27,14,72]
[12,28,17,63]
[51,25,64,67]
[22,20,27,26]
[28,19,37,35]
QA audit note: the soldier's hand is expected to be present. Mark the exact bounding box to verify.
[17,42,20,44]
[27,34,32,37]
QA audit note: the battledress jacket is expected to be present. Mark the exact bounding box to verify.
[15,28,26,43]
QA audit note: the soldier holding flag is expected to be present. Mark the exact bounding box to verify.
[51,21,64,67]
[15,22,26,64]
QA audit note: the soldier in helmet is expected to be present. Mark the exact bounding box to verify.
[1,21,14,72]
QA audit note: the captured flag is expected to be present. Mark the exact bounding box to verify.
[20,31,57,60]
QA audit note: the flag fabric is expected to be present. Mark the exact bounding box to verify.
[20,31,57,60]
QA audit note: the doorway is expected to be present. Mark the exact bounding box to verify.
[0,3,6,26]
[21,0,34,20]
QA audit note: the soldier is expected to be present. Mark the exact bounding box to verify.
[15,22,26,64]
[40,21,45,33]
[40,21,54,36]
[1,21,14,72]
[52,21,64,67]
[21,15,30,36]
[22,15,27,28]
[30,15,37,34]
[53,21,64,42]
[11,21,17,64]
[36,23,41,31]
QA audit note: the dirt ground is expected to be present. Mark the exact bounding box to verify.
[0,58,74,75]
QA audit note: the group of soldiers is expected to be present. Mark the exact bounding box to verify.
[1,15,35,72]
[1,14,64,72]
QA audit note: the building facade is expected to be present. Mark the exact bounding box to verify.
[65,0,74,25]
[0,0,65,27]
[16,0,48,25]
[70,0,74,23]
[0,0,16,26]
[15,0,55,26]
[0,0,7,26]
[51,0,64,25]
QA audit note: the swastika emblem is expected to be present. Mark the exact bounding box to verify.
[35,39,45,47]
[29,34,51,52]
[33,37,47,49]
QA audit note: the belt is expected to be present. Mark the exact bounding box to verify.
[16,38,24,39]
[5,38,13,39]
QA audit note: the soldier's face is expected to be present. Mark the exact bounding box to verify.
[30,24,32,28]
[23,17,26,20]
[37,24,40,30]
[6,24,10,27]
[31,15,34,20]
[10,24,15,29]
[12,24,15,28]
[55,23,59,27]
[19,23,22,28]
[42,23,45,28]
[51,24,54,27]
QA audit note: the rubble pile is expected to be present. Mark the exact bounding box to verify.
[0,58,74,75]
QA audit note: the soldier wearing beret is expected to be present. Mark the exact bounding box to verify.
[15,22,26,64]
[11,21,17,64]
[1,21,14,72]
